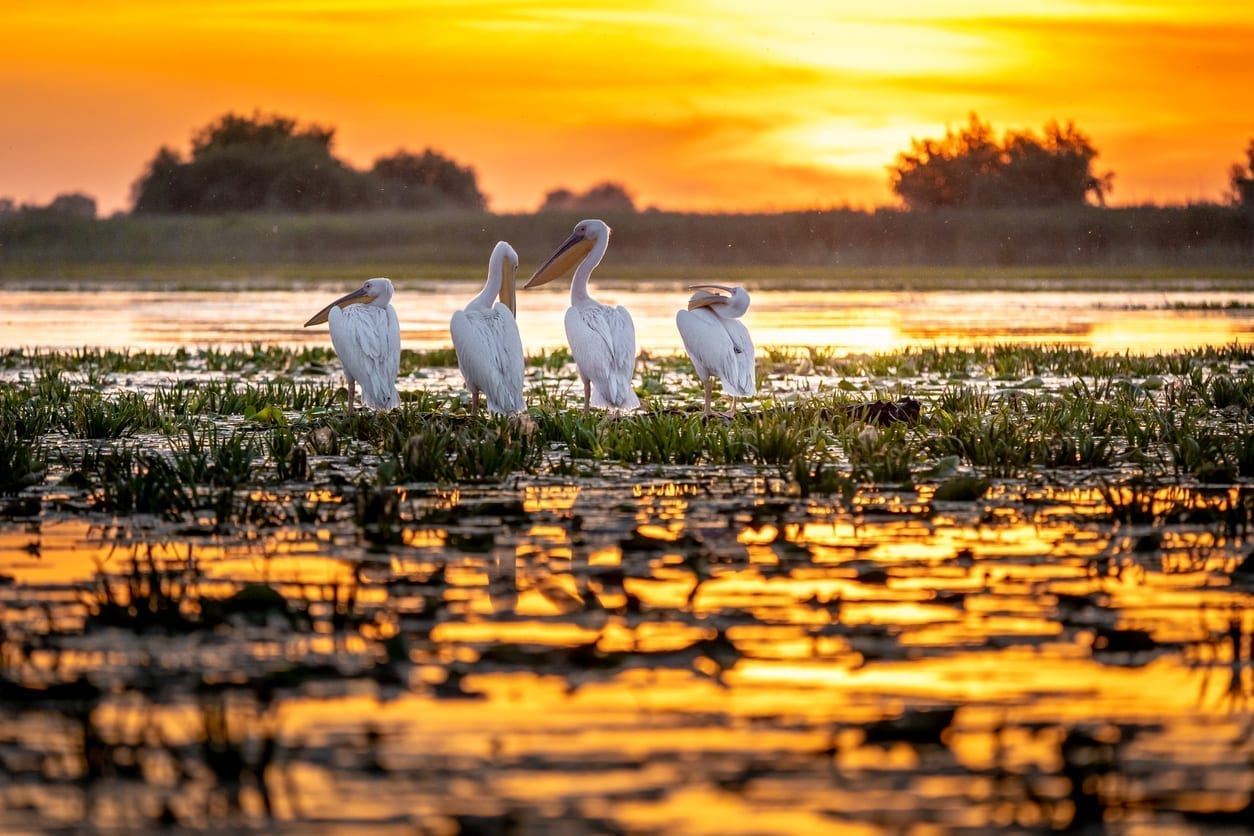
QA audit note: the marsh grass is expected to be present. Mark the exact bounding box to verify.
[85,446,189,517]
[6,207,1254,280]
[59,391,158,439]
[1,342,1251,511]
[165,428,262,526]
[379,413,544,484]
[0,429,46,493]
[844,423,918,484]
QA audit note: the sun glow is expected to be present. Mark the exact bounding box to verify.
[1,0,1251,213]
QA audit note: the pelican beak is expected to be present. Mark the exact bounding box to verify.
[500,259,518,317]
[304,286,373,327]
[687,289,730,312]
[686,284,734,312]
[524,230,594,288]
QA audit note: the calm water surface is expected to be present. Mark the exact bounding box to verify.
[2,284,1252,352]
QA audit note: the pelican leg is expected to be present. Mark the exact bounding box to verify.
[347,378,357,414]
[582,378,592,415]
[722,397,739,419]
[702,377,714,417]
[471,390,481,417]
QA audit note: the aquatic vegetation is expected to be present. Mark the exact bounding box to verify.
[843,422,918,484]
[84,445,190,517]
[59,391,157,439]
[379,414,544,483]
[0,429,45,494]
[264,426,308,482]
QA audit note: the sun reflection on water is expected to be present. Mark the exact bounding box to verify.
[2,448,1253,830]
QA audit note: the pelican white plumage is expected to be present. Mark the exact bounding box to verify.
[676,284,756,417]
[304,277,401,412]
[450,241,526,416]
[523,219,640,413]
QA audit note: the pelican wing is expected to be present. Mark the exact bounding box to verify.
[450,304,526,414]
[565,302,640,409]
[677,308,756,397]
[329,304,401,410]
[720,317,756,396]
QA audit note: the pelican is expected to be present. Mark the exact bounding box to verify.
[304,277,401,412]
[676,284,756,417]
[523,218,640,413]
[450,241,525,416]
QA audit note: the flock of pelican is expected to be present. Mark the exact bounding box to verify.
[304,218,755,417]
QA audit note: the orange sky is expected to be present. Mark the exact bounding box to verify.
[2,1,1252,215]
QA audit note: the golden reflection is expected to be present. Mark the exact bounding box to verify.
[634,523,684,542]
[1090,313,1249,354]
[4,414,1253,832]
[403,529,447,548]
[589,546,622,566]
[514,581,583,616]
[633,482,702,498]
[0,519,105,583]
[524,485,580,512]
[431,620,600,647]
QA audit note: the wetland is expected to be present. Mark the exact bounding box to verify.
[0,279,1252,834]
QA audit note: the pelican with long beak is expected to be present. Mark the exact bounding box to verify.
[450,241,526,416]
[523,218,639,413]
[304,277,401,412]
[676,284,756,417]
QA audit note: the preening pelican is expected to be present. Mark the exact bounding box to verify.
[524,219,640,413]
[450,241,525,416]
[304,277,401,412]
[676,284,756,417]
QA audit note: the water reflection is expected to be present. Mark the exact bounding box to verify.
[2,470,1251,832]
[2,286,1251,352]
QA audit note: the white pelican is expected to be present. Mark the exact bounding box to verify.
[304,277,401,412]
[523,219,640,413]
[676,284,756,417]
[450,241,526,416]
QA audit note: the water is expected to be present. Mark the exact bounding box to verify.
[2,284,1252,353]
[3,475,1251,832]
[1,281,1252,832]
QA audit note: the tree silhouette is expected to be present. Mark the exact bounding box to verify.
[46,193,98,218]
[132,112,367,213]
[890,114,1112,210]
[539,181,635,212]
[369,149,485,210]
[1229,139,1254,209]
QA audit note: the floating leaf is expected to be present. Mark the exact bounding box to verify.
[932,475,990,501]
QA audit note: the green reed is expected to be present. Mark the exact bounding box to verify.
[379,413,544,484]
[59,391,159,439]
[84,445,190,518]
[0,429,46,494]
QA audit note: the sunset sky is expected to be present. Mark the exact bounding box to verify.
[2,1,1252,215]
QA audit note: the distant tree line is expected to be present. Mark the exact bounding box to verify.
[130,112,487,213]
[539,181,636,213]
[0,192,97,218]
[6,110,1254,218]
[125,111,644,216]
